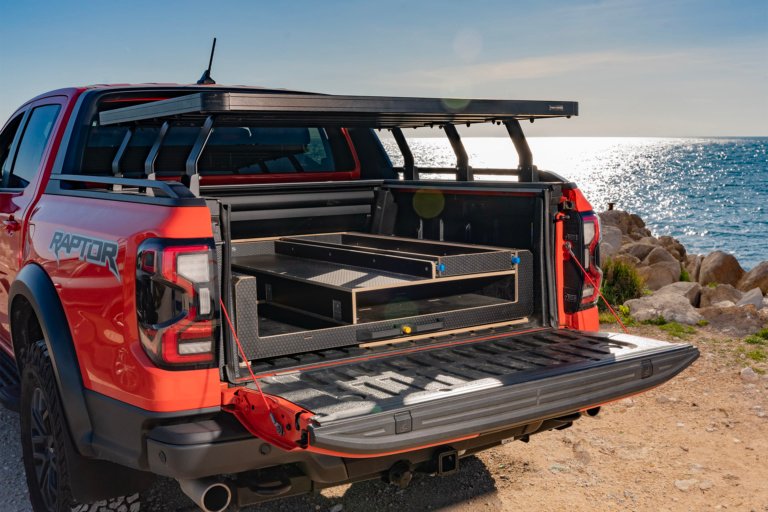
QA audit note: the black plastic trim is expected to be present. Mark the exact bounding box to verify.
[9,263,96,456]
[83,389,220,470]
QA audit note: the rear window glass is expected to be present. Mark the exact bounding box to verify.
[79,123,355,177]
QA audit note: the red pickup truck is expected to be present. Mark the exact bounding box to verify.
[0,84,698,512]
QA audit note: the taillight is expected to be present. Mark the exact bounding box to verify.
[136,239,218,369]
[579,214,603,306]
[563,211,603,313]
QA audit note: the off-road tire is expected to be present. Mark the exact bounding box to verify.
[20,340,141,512]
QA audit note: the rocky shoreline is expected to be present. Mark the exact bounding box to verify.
[598,209,768,337]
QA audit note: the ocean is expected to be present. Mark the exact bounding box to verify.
[381,137,768,270]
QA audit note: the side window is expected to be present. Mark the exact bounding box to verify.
[0,114,24,178]
[7,105,61,189]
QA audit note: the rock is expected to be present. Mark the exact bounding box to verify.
[599,242,617,265]
[601,225,623,254]
[624,293,703,325]
[572,440,591,464]
[685,254,704,283]
[736,287,765,309]
[659,236,687,263]
[599,210,647,236]
[740,367,759,382]
[699,304,763,336]
[712,300,736,308]
[644,246,679,266]
[655,282,702,307]
[698,251,745,287]
[622,242,657,262]
[674,479,698,492]
[700,284,743,308]
[698,480,714,491]
[638,236,659,246]
[329,504,344,512]
[737,261,768,294]
[637,261,681,290]
[613,253,641,268]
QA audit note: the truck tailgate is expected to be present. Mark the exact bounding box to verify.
[249,328,698,455]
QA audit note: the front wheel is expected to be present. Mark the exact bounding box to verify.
[20,340,141,512]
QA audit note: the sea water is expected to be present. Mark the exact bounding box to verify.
[382,137,767,270]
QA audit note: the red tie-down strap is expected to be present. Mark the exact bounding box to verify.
[563,243,629,335]
[219,298,312,451]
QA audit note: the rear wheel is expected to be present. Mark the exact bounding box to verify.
[20,340,141,512]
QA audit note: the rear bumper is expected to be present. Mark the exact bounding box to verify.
[308,336,698,454]
[144,416,348,481]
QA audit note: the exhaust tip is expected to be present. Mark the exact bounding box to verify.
[178,478,232,512]
[202,483,232,512]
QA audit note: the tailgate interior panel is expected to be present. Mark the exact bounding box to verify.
[249,329,698,454]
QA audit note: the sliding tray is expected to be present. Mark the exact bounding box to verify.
[279,233,517,278]
[229,235,534,363]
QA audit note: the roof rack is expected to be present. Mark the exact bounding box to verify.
[98,92,577,127]
[98,91,578,191]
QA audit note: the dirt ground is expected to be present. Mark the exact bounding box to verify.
[2,324,767,511]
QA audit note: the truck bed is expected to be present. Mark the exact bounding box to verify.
[249,327,698,454]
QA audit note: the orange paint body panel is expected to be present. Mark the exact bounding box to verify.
[28,194,220,411]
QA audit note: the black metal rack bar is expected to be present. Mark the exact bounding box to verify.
[184,115,214,197]
[505,120,536,182]
[49,174,196,199]
[390,128,417,180]
[443,124,472,181]
[98,92,578,127]
[144,121,169,180]
[110,129,132,191]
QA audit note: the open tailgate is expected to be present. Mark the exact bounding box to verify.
[237,328,698,456]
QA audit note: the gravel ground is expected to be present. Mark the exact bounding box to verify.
[3,324,767,511]
[0,405,29,511]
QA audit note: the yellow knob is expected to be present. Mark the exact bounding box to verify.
[402,325,412,335]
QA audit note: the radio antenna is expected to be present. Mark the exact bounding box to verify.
[197,38,217,85]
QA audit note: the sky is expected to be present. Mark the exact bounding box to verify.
[0,0,766,136]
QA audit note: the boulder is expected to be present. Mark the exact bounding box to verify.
[599,242,617,266]
[655,282,702,307]
[624,293,703,325]
[644,246,679,266]
[699,283,743,308]
[599,210,651,239]
[685,254,704,283]
[699,304,763,337]
[612,253,641,268]
[659,236,687,263]
[698,251,745,287]
[601,225,623,252]
[736,288,765,309]
[638,236,659,246]
[637,261,681,290]
[622,242,657,262]
[712,300,736,308]
[737,261,768,294]
[598,210,633,234]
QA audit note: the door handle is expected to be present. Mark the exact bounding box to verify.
[3,217,20,234]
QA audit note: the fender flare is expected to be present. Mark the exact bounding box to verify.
[9,263,95,457]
